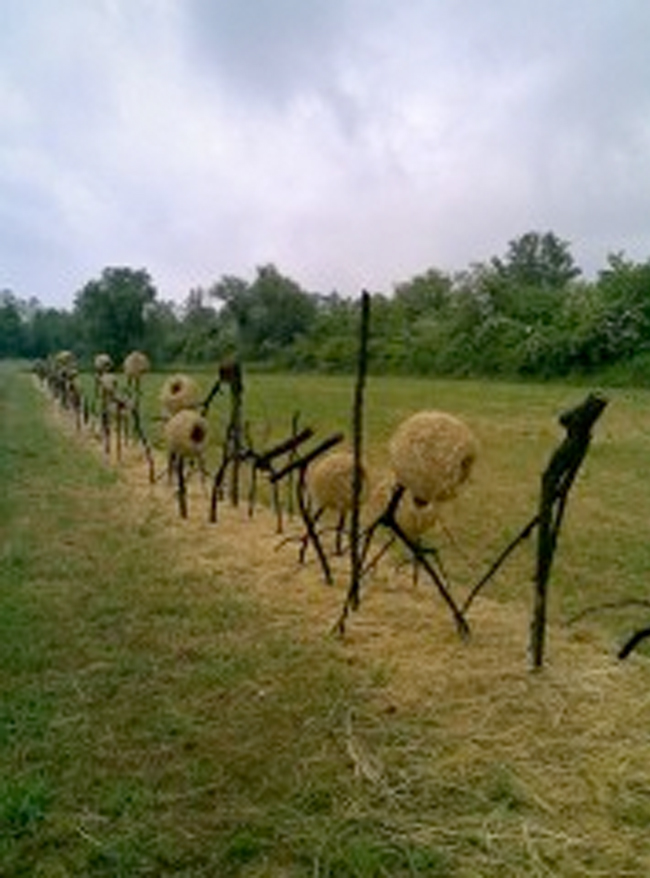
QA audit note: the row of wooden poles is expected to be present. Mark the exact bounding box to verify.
[39,330,650,667]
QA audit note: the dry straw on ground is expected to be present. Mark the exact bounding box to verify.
[164,408,209,459]
[389,410,478,504]
[49,392,650,874]
[159,374,201,416]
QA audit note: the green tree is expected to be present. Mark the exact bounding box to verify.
[142,299,184,365]
[0,291,25,358]
[73,267,157,363]
[580,253,650,364]
[209,265,316,362]
[282,292,353,371]
[393,268,452,320]
[178,288,224,363]
[488,231,581,325]
[28,307,77,359]
[208,274,253,357]
[492,231,581,290]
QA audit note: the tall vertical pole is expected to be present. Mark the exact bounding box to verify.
[349,291,371,611]
[229,363,243,507]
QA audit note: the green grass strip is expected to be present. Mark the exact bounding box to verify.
[0,365,452,876]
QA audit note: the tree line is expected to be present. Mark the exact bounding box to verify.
[3,231,650,382]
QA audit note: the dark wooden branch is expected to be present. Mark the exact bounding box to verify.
[349,291,371,617]
[360,534,397,578]
[271,433,344,483]
[618,627,650,660]
[530,392,607,669]
[228,368,243,507]
[270,432,345,583]
[566,598,650,626]
[131,405,156,483]
[336,484,470,639]
[177,456,188,519]
[462,513,540,614]
[115,403,123,462]
[296,468,332,584]
[209,454,230,522]
[386,506,470,640]
[207,362,245,518]
[254,427,314,471]
[287,412,301,518]
[245,425,314,531]
[200,378,222,416]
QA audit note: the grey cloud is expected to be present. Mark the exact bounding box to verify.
[2,0,650,305]
[183,0,354,104]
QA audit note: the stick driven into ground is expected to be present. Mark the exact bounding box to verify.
[247,425,314,530]
[349,291,371,615]
[462,513,540,614]
[530,392,607,669]
[271,432,345,584]
[618,627,650,659]
[337,484,471,638]
[209,361,244,519]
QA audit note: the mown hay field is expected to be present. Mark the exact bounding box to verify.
[4,362,650,876]
[130,369,650,628]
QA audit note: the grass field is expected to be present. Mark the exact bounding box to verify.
[3,362,650,875]
[135,368,650,626]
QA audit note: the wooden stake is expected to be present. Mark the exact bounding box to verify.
[229,363,243,507]
[349,291,371,612]
[177,456,188,519]
[530,393,607,669]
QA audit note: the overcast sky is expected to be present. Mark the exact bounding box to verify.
[2,1,650,309]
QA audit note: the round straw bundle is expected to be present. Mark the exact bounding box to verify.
[389,410,478,505]
[307,451,366,514]
[94,353,113,373]
[123,350,150,379]
[164,409,208,459]
[54,350,77,379]
[159,374,200,416]
[367,472,440,540]
[54,350,76,369]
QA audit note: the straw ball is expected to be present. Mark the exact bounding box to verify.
[367,472,440,540]
[159,374,200,416]
[94,353,113,373]
[164,409,209,458]
[307,451,366,515]
[54,350,76,369]
[389,410,478,504]
[54,350,77,378]
[123,350,150,379]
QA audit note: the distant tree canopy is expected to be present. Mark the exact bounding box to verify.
[4,231,650,384]
[74,267,157,364]
[209,264,318,360]
[0,291,25,358]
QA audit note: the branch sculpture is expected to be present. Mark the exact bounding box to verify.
[271,432,345,584]
[462,392,608,668]
[530,392,607,668]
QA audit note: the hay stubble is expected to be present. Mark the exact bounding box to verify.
[41,373,650,874]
